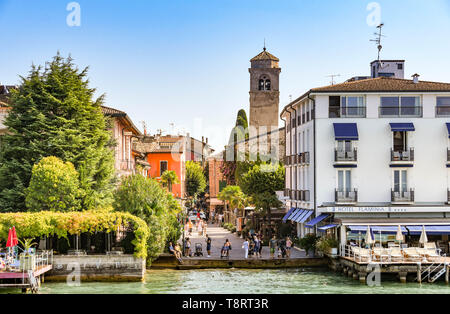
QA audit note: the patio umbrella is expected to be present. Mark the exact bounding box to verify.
[11,226,18,247]
[419,225,428,246]
[6,228,14,248]
[365,226,374,246]
[396,225,404,244]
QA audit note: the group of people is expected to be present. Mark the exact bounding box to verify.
[269,236,293,259]
[186,218,207,237]
[241,234,263,259]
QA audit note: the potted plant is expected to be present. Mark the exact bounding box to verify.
[19,238,37,271]
[298,233,319,257]
[316,236,339,256]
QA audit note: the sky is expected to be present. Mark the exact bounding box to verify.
[1,0,450,151]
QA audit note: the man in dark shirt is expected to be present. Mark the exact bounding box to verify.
[206,235,212,257]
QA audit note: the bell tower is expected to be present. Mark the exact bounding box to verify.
[249,48,281,132]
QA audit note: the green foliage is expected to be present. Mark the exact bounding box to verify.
[240,163,285,197]
[25,156,82,212]
[0,211,149,258]
[113,174,181,263]
[185,161,206,199]
[316,236,339,254]
[298,234,320,256]
[18,238,38,255]
[160,170,179,192]
[0,53,115,212]
[218,185,246,210]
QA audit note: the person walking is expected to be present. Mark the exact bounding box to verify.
[205,235,212,257]
[185,238,191,257]
[253,235,261,258]
[269,235,278,259]
[242,238,249,259]
[188,220,193,236]
[286,237,293,258]
[202,220,207,237]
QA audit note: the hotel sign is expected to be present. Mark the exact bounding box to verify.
[321,206,450,213]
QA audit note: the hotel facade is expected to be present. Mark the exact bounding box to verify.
[281,60,450,250]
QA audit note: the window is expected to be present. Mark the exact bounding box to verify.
[380,96,421,117]
[258,76,271,91]
[436,97,450,116]
[160,161,168,176]
[397,63,403,70]
[337,140,352,152]
[329,96,341,118]
[341,96,365,117]
[393,170,407,192]
[393,131,407,152]
[338,170,352,192]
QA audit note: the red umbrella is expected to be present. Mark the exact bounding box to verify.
[11,226,18,247]
[6,228,13,248]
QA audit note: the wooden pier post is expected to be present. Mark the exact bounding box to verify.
[399,272,407,283]
[358,271,366,284]
[445,265,449,285]
[417,263,422,284]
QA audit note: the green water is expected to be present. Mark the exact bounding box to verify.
[23,268,450,294]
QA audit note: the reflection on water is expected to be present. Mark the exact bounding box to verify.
[4,268,450,294]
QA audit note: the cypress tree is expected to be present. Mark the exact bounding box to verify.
[0,53,115,212]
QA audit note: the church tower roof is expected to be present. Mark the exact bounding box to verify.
[250,48,279,62]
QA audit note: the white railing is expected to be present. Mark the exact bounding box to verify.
[340,244,446,264]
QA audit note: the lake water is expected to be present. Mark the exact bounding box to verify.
[28,268,450,294]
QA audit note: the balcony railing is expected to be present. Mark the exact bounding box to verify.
[436,106,450,117]
[391,189,415,203]
[448,189,450,204]
[329,106,366,118]
[391,148,414,162]
[299,152,310,165]
[302,190,310,202]
[284,189,290,197]
[447,149,450,163]
[379,106,422,117]
[335,189,358,203]
[335,149,357,162]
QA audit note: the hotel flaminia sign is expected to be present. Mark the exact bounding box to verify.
[321,206,450,213]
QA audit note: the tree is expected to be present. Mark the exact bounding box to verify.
[218,185,247,223]
[25,156,82,212]
[185,161,206,200]
[240,163,285,239]
[0,53,115,211]
[160,170,179,193]
[113,174,181,264]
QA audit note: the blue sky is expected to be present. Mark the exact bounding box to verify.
[1,0,450,150]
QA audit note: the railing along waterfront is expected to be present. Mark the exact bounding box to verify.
[340,244,446,264]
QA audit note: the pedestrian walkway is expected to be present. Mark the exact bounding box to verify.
[183,223,307,260]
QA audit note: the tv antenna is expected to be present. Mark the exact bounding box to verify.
[326,74,341,85]
[141,121,148,135]
[370,23,386,65]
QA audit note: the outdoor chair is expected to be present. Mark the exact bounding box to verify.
[347,191,356,201]
[347,151,355,160]
[393,151,401,160]
[403,191,411,200]
[389,247,403,262]
[372,247,389,262]
[337,151,345,161]
[402,151,410,161]
[403,248,421,261]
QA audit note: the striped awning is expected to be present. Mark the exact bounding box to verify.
[318,224,338,231]
[305,214,330,228]
[282,208,296,223]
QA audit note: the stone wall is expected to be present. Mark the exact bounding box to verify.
[46,255,145,282]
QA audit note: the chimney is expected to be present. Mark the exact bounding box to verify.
[412,73,420,84]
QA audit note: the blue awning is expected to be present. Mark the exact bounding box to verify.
[333,123,359,141]
[347,225,407,234]
[406,225,450,235]
[296,210,314,224]
[287,209,303,222]
[390,123,415,132]
[318,224,338,231]
[282,208,296,223]
[446,123,450,138]
[305,214,330,228]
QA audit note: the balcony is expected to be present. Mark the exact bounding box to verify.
[390,148,414,166]
[329,106,366,118]
[335,189,358,204]
[436,106,450,117]
[391,189,415,204]
[284,189,291,197]
[302,190,311,202]
[334,149,357,167]
[299,152,310,166]
[379,106,422,117]
[448,190,450,205]
[447,149,450,167]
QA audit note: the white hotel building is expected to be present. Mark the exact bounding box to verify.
[281,60,450,250]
